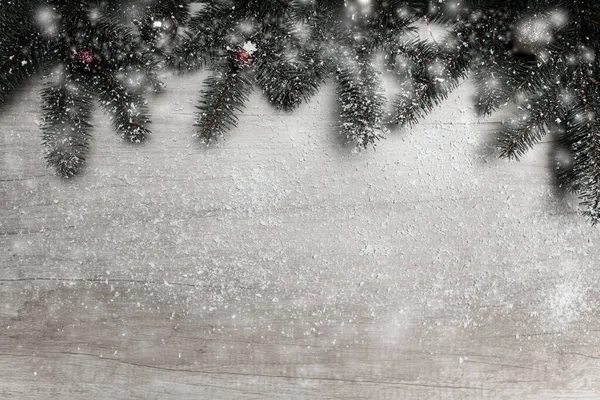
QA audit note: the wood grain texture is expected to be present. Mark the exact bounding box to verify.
[2,66,600,399]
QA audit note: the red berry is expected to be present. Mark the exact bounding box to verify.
[234,49,255,68]
[77,48,95,64]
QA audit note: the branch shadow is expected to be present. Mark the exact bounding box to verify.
[475,115,581,216]
[546,128,580,212]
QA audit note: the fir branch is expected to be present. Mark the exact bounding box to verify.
[41,72,94,178]
[134,0,190,53]
[255,50,326,112]
[570,82,600,223]
[374,0,424,26]
[186,2,231,32]
[0,51,37,103]
[195,65,253,143]
[102,0,189,25]
[169,2,231,72]
[123,54,164,93]
[498,91,562,160]
[0,0,170,176]
[390,78,439,126]
[336,53,385,148]
[169,32,221,72]
[290,0,318,22]
[89,70,151,142]
[441,4,518,81]
[387,29,473,126]
[474,58,548,116]
[389,55,461,126]
[0,32,46,103]
[475,25,572,115]
[93,17,164,92]
[140,0,190,25]
[245,0,292,20]
[388,38,438,65]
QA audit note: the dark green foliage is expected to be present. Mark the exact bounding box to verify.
[7,0,600,225]
[255,52,324,112]
[315,0,464,136]
[567,79,600,222]
[441,0,600,221]
[90,69,151,142]
[497,86,563,160]
[130,0,190,53]
[388,39,465,126]
[196,64,253,142]
[173,0,443,145]
[172,0,324,142]
[336,53,386,147]
[41,73,94,177]
[0,1,46,103]
[0,0,177,177]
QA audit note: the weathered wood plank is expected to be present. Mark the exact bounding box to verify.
[1,69,600,399]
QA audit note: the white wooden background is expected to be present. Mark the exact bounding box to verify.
[2,38,600,398]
